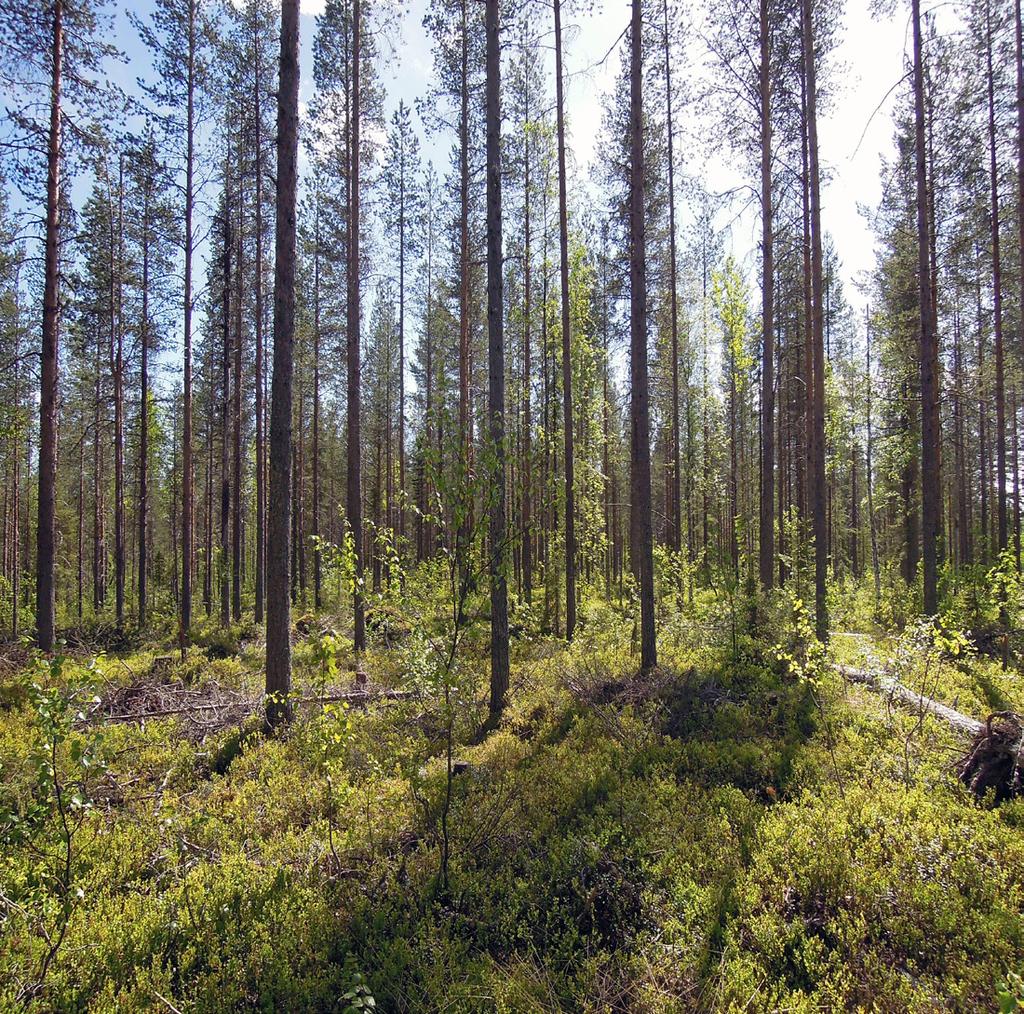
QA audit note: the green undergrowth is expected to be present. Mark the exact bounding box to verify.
[1,588,1022,1012]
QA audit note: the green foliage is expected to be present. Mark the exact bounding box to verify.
[1,572,1022,1011]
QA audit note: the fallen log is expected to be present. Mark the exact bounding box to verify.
[88,686,418,726]
[835,663,984,737]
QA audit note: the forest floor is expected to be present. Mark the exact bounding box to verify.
[1,579,1023,1012]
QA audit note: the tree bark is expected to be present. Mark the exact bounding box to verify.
[139,157,151,627]
[913,0,940,613]
[486,0,509,715]
[36,0,63,652]
[347,0,366,657]
[553,0,577,641]
[112,155,126,628]
[220,176,232,629]
[232,164,244,621]
[987,0,1007,554]
[758,0,775,590]
[630,0,657,673]
[180,0,197,655]
[266,0,300,728]
[801,0,828,640]
[254,18,266,625]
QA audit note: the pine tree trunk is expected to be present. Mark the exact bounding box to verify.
[522,72,533,606]
[758,0,775,590]
[266,0,300,727]
[139,168,151,627]
[347,0,366,658]
[232,168,244,622]
[553,0,577,640]
[36,0,63,652]
[486,0,509,714]
[113,155,126,628]
[181,0,197,655]
[801,0,828,639]
[913,0,940,613]
[313,199,322,609]
[220,183,232,628]
[630,0,657,673]
[254,22,266,625]
[987,0,1007,554]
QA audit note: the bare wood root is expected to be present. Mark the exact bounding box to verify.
[837,662,1024,801]
[956,712,1024,802]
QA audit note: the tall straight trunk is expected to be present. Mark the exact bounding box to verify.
[296,383,306,596]
[181,0,197,655]
[421,183,434,560]
[978,259,990,562]
[139,166,151,626]
[93,338,104,612]
[953,307,972,565]
[220,186,232,628]
[486,0,509,714]
[522,59,533,605]
[397,149,406,550]
[112,155,126,627]
[266,0,300,727]
[663,0,682,558]
[204,347,214,615]
[36,0,63,651]
[630,0,657,673]
[313,199,322,608]
[729,358,739,578]
[553,0,576,640]
[232,166,244,622]
[12,318,20,638]
[1017,0,1024,552]
[988,0,1008,553]
[1014,389,1022,567]
[913,0,940,613]
[347,0,366,656]
[171,423,179,606]
[758,0,775,589]
[866,313,881,608]
[457,0,471,536]
[77,417,84,620]
[801,0,828,640]
[254,21,266,624]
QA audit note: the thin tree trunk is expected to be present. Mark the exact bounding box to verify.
[801,0,828,640]
[457,0,471,550]
[181,0,197,655]
[758,0,775,590]
[266,0,300,728]
[220,181,232,628]
[486,0,509,714]
[139,163,151,626]
[348,0,366,658]
[232,165,244,622]
[987,0,1008,554]
[914,0,940,613]
[36,0,63,652]
[254,20,266,624]
[112,155,126,627]
[553,0,577,640]
[522,55,533,605]
[866,312,880,609]
[630,0,657,673]
[313,196,322,608]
